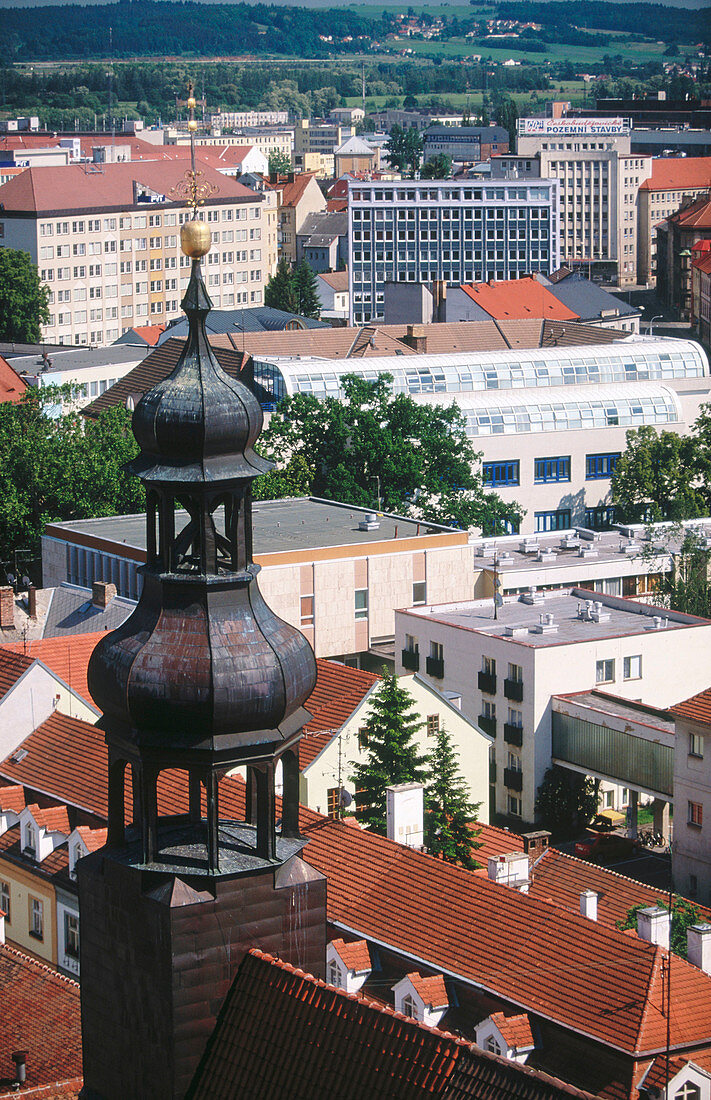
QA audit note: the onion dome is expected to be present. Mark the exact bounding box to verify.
[130,263,272,484]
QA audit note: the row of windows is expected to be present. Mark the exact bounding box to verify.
[465,395,677,437]
[483,453,620,487]
[595,655,642,684]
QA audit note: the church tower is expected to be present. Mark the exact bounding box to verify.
[78,94,326,1100]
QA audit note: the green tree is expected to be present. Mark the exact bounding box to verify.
[611,425,705,524]
[251,453,313,502]
[0,248,50,344]
[535,766,599,838]
[496,93,519,146]
[420,153,452,179]
[425,726,482,868]
[294,260,321,319]
[258,373,523,533]
[350,669,427,834]
[264,257,299,315]
[268,149,292,177]
[384,124,423,175]
[616,896,702,958]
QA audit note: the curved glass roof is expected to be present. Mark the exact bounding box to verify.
[414,382,682,436]
[254,338,708,401]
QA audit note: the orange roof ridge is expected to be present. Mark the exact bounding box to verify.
[406,971,449,1007]
[489,1010,535,1049]
[74,825,108,852]
[0,941,80,988]
[330,937,371,972]
[0,784,25,813]
[25,802,70,833]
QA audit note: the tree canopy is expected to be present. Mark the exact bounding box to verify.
[535,766,599,838]
[264,258,321,319]
[384,124,424,175]
[268,149,292,176]
[350,669,427,834]
[259,373,522,533]
[425,725,482,868]
[617,896,702,958]
[420,153,452,179]
[611,424,706,524]
[0,249,50,345]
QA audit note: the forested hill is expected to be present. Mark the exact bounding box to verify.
[498,2,710,46]
[3,1,393,61]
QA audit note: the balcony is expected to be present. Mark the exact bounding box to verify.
[478,670,497,695]
[504,678,523,702]
[504,767,523,792]
[478,715,496,737]
[426,655,444,679]
[401,649,420,673]
[504,723,523,747]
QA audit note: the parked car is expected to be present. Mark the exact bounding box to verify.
[574,831,639,864]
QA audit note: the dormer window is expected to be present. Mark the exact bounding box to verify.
[70,842,84,880]
[328,960,342,988]
[486,1035,502,1055]
[24,822,36,858]
[401,995,417,1019]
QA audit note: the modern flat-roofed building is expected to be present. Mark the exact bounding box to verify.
[423,125,509,164]
[41,498,477,663]
[510,118,653,285]
[395,588,711,825]
[348,177,559,323]
[0,159,270,346]
[245,336,709,533]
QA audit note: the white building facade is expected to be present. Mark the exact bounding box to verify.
[347,178,560,323]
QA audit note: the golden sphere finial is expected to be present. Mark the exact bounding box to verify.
[181,219,212,259]
[188,119,198,132]
[187,96,197,110]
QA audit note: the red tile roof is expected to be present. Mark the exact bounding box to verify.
[670,687,711,725]
[330,937,371,973]
[2,632,105,706]
[188,949,597,1100]
[26,803,70,834]
[0,355,28,404]
[0,649,33,698]
[471,823,524,863]
[407,972,449,1009]
[490,1012,535,1051]
[73,825,107,853]
[300,661,380,767]
[639,157,711,192]
[694,253,711,275]
[460,278,580,321]
[276,173,320,208]
[0,943,81,1095]
[0,160,259,215]
[130,324,165,346]
[0,785,25,813]
[669,196,711,230]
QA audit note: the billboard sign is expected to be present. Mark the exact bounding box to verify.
[518,117,630,137]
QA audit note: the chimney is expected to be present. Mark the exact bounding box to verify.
[521,830,550,857]
[580,889,598,921]
[27,585,37,620]
[0,587,14,630]
[636,906,671,950]
[403,324,427,353]
[687,923,711,975]
[433,280,447,323]
[92,580,117,609]
[487,852,530,893]
[386,783,424,848]
[11,1052,27,1087]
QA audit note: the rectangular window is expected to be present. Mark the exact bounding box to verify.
[690,732,704,758]
[327,788,340,819]
[0,881,9,922]
[535,509,571,533]
[534,456,570,483]
[688,801,703,828]
[507,707,522,727]
[586,453,621,480]
[354,589,368,620]
[483,460,519,487]
[483,656,496,675]
[623,655,642,680]
[430,641,443,662]
[357,726,369,752]
[507,663,522,683]
[584,506,617,531]
[412,581,426,606]
[482,700,496,720]
[30,897,43,939]
[596,659,615,684]
[64,912,80,958]
[507,794,522,817]
[300,595,314,626]
[427,714,440,738]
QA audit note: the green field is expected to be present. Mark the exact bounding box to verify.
[386,34,668,65]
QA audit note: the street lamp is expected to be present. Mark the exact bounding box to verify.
[648,314,663,335]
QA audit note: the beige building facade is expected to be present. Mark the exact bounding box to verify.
[0,159,271,347]
[637,158,711,286]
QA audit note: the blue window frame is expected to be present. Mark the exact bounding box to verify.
[482,516,521,536]
[535,509,571,533]
[534,456,571,483]
[585,506,617,531]
[483,461,520,487]
[586,453,621,480]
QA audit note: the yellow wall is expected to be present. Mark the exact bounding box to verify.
[0,859,57,966]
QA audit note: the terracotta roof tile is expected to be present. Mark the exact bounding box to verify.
[490,1012,535,1051]
[407,972,449,1009]
[188,949,597,1100]
[0,822,69,880]
[0,355,29,404]
[73,825,107,852]
[0,649,33,698]
[460,278,580,322]
[639,157,711,192]
[25,803,70,834]
[2,632,105,705]
[0,943,81,1095]
[300,661,380,768]
[471,823,524,863]
[0,785,26,813]
[668,196,711,230]
[330,937,371,973]
[670,687,711,724]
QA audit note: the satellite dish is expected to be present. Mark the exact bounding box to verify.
[22,576,31,589]
[6,573,15,587]
[339,788,353,809]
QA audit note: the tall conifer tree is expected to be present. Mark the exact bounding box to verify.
[425,727,482,868]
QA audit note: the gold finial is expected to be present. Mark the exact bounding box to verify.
[170,81,218,259]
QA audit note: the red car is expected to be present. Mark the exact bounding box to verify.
[574,831,639,864]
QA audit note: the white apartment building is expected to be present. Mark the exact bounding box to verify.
[508,118,653,286]
[347,178,560,324]
[249,336,709,534]
[0,160,270,347]
[395,589,711,825]
[671,691,711,904]
[210,110,289,129]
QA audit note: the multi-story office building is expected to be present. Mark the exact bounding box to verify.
[509,118,652,286]
[293,119,355,175]
[637,157,711,285]
[0,159,271,346]
[347,178,559,323]
[422,126,509,164]
[209,110,289,129]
